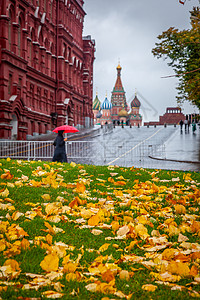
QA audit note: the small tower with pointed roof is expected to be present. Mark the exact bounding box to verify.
[92,92,101,125]
[129,90,142,126]
[111,63,127,122]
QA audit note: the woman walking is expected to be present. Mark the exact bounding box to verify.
[52,130,68,162]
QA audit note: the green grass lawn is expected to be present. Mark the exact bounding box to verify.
[0,158,200,299]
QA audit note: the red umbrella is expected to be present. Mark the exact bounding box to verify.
[53,125,79,133]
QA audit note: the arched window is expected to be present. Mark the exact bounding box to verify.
[39,29,43,46]
[44,39,49,74]
[63,44,66,59]
[18,16,22,56]
[49,1,52,20]
[50,43,54,76]
[44,89,48,112]
[50,0,53,22]
[8,73,12,95]
[8,10,12,51]
[45,38,49,50]
[29,40,32,63]
[50,42,54,55]
[30,84,34,108]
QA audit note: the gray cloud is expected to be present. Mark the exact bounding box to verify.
[83,0,199,121]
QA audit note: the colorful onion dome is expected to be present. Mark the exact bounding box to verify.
[131,95,141,108]
[96,111,102,118]
[93,94,101,110]
[101,96,112,110]
[118,108,128,117]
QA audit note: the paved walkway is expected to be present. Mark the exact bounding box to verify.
[70,125,200,171]
[164,125,200,163]
[29,124,200,172]
[149,124,200,172]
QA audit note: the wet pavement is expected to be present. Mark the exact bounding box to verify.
[153,124,200,172]
[163,126,200,162]
[70,125,200,172]
[28,124,200,172]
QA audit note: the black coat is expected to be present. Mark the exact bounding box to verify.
[52,133,68,162]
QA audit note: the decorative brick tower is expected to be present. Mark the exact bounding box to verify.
[111,63,127,122]
[0,0,95,140]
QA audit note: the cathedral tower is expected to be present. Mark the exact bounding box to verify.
[92,92,101,125]
[111,63,127,121]
[129,92,142,126]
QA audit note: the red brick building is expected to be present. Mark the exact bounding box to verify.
[144,107,185,126]
[0,0,95,140]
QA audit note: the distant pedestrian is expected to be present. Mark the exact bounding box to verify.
[192,121,196,133]
[188,120,191,130]
[179,120,183,131]
[52,130,68,162]
[184,119,188,131]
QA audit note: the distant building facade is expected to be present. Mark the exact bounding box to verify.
[0,0,95,140]
[144,107,185,126]
[93,64,142,126]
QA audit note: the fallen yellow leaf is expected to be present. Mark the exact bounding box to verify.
[40,254,59,272]
[88,214,100,226]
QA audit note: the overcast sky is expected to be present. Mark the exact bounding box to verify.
[83,0,199,122]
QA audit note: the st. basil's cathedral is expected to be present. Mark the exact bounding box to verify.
[93,63,142,126]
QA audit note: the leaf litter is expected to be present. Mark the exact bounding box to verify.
[0,159,200,299]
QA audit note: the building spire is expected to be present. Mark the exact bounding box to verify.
[114,62,123,91]
[117,59,122,72]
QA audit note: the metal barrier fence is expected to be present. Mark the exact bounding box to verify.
[0,140,166,167]
[0,140,55,161]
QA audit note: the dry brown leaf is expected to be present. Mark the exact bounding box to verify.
[42,290,64,298]
[117,225,130,237]
[142,284,157,292]
[91,229,103,235]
